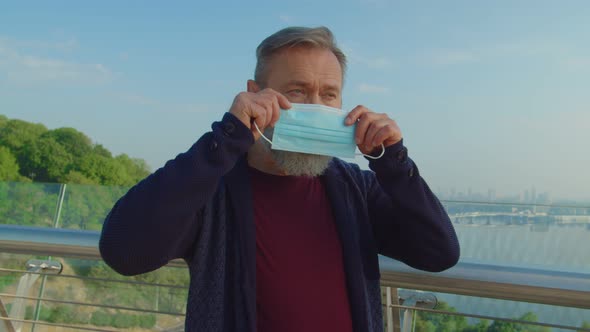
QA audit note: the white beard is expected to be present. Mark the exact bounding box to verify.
[262,127,332,177]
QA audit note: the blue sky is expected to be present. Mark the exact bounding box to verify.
[1,1,589,200]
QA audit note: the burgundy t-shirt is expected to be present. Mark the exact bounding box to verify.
[249,167,353,332]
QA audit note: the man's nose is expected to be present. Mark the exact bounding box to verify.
[307,93,323,106]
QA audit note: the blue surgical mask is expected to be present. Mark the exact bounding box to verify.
[254,103,384,159]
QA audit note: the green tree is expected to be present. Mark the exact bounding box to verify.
[463,320,490,332]
[0,115,151,185]
[41,127,93,158]
[114,154,150,184]
[578,321,590,332]
[92,143,112,158]
[0,115,8,128]
[488,312,550,332]
[0,146,22,181]
[63,170,95,185]
[19,136,73,182]
[414,301,468,332]
[0,119,47,152]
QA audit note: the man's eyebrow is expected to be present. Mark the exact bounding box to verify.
[282,80,341,91]
[282,80,311,88]
[322,84,341,92]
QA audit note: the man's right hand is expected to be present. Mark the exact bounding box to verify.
[229,88,291,140]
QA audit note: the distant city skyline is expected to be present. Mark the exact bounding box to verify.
[436,186,555,204]
[1,1,588,200]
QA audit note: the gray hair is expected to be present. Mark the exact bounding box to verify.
[254,26,347,83]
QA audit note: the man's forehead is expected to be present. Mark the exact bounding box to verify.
[268,47,343,77]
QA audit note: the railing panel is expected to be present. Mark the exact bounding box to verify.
[0,253,188,332]
[59,184,129,231]
[0,182,62,228]
[442,200,590,274]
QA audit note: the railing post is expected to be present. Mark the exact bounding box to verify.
[4,260,61,332]
[0,298,16,332]
[31,184,67,332]
[386,287,402,332]
[53,184,67,229]
[156,285,160,311]
[385,287,393,332]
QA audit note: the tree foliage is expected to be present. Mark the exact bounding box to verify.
[0,146,23,181]
[414,301,468,332]
[0,115,150,185]
[413,305,551,332]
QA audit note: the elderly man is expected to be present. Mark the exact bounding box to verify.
[99,26,459,332]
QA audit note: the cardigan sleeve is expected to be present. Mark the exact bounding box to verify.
[99,113,253,275]
[364,140,460,272]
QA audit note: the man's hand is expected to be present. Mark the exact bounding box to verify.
[345,105,402,155]
[229,88,291,140]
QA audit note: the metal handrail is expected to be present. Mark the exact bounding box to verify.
[379,259,590,309]
[0,293,185,316]
[0,267,188,289]
[2,224,590,310]
[0,316,119,332]
[0,224,186,266]
[0,224,100,259]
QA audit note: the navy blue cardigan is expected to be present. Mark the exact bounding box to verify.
[99,113,459,332]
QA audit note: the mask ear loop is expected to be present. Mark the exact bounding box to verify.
[357,144,385,160]
[253,122,274,146]
[253,121,385,160]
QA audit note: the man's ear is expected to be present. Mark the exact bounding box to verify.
[247,80,261,93]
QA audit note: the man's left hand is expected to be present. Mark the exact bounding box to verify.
[345,105,402,155]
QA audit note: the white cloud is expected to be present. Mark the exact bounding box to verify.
[0,37,113,85]
[358,83,390,94]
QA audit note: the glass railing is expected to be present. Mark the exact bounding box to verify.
[0,182,129,231]
[1,181,589,331]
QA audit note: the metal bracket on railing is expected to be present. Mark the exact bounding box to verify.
[398,290,437,332]
[25,260,63,274]
[0,259,62,332]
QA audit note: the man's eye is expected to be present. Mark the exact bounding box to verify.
[288,89,304,95]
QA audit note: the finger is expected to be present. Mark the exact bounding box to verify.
[251,103,268,131]
[380,121,402,146]
[363,119,391,152]
[354,111,378,146]
[371,122,398,147]
[270,97,280,127]
[255,94,278,128]
[363,120,388,150]
[345,105,369,126]
[275,91,292,110]
[262,88,292,110]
